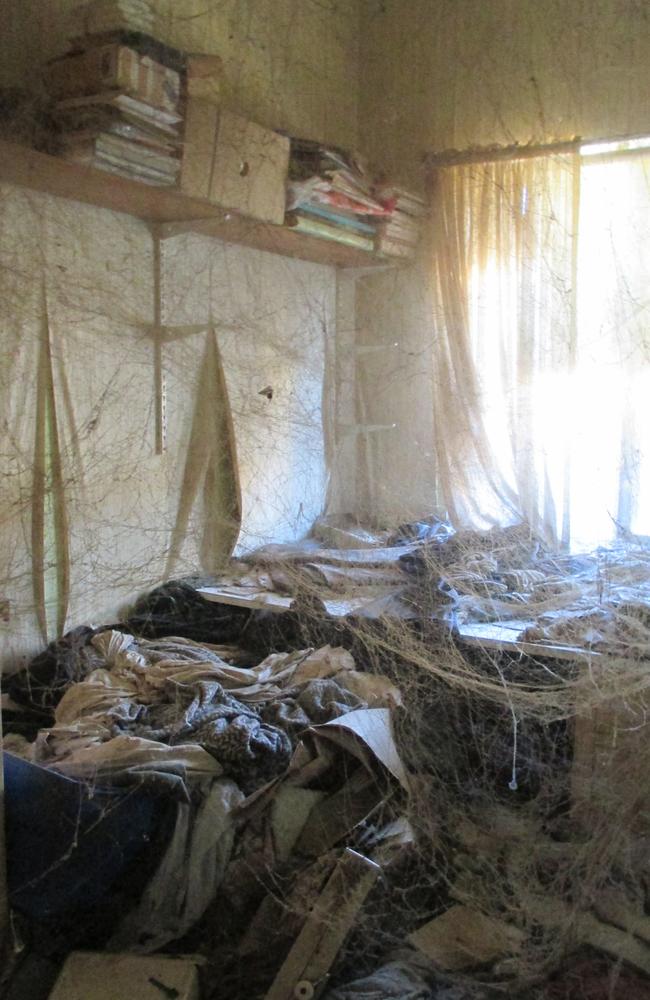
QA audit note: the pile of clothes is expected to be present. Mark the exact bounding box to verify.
[4,624,411,970]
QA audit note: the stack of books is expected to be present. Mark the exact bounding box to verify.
[374,186,428,259]
[285,138,390,252]
[46,4,183,187]
[71,0,155,37]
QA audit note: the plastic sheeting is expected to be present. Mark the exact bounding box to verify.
[0,185,336,671]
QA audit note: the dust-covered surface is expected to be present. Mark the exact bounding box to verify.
[3,2,650,998]
[0,183,337,672]
[6,521,650,998]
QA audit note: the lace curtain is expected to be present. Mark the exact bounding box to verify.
[428,147,650,550]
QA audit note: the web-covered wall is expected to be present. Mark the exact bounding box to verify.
[360,0,650,190]
[161,232,334,558]
[0,186,336,671]
[0,1,360,670]
[0,0,360,151]
[351,0,650,525]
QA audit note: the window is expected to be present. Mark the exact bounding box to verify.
[431,142,650,551]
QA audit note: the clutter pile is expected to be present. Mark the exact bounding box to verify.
[196,516,650,659]
[4,624,417,994]
[44,1,183,186]
[6,518,650,998]
[285,138,390,252]
[284,138,427,259]
[373,185,427,259]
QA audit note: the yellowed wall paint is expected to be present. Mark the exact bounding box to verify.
[0,2,359,669]
[0,0,360,150]
[0,185,335,670]
[352,0,650,524]
[359,0,650,188]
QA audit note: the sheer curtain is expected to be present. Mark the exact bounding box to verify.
[428,148,650,550]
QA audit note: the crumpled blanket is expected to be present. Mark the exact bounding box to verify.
[8,625,108,714]
[261,677,365,736]
[124,578,250,644]
[29,733,222,798]
[110,776,244,952]
[135,678,292,785]
[324,958,433,999]
[324,956,493,1000]
[15,632,401,795]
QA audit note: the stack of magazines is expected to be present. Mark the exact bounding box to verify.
[285,138,390,251]
[374,185,427,258]
[46,2,183,187]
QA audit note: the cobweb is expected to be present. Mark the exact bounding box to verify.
[2,4,650,1000]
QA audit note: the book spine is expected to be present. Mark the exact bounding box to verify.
[287,214,374,251]
[94,149,176,181]
[89,159,172,185]
[297,204,376,235]
[96,135,179,171]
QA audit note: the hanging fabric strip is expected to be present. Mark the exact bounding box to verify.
[165,326,241,577]
[31,284,70,642]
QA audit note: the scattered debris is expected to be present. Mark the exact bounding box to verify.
[264,849,381,1000]
[48,953,200,1000]
[409,905,524,971]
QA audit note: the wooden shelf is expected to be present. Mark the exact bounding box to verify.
[0,140,392,270]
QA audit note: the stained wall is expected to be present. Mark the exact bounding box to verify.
[352,0,650,524]
[359,0,650,190]
[0,1,360,669]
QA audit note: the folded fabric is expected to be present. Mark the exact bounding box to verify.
[42,733,222,797]
[324,958,432,999]
[110,776,243,952]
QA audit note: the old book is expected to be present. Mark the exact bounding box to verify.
[297,202,377,235]
[377,185,428,217]
[56,92,181,130]
[64,132,179,174]
[57,111,179,152]
[74,152,177,185]
[46,44,180,115]
[286,212,374,251]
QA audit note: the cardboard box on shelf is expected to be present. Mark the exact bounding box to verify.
[46,44,181,115]
[180,105,289,225]
[186,53,224,104]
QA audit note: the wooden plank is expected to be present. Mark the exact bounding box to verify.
[0,139,214,223]
[0,141,389,269]
[525,895,650,976]
[457,620,600,662]
[264,849,380,1000]
[571,685,650,834]
[179,98,220,201]
[159,214,390,268]
[207,110,289,224]
[409,905,524,971]
[295,769,382,858]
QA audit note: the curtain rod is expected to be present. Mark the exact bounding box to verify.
[424,138,583,169]
[424,129,650,168]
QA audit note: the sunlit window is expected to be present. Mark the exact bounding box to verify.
[465,143,650,550]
